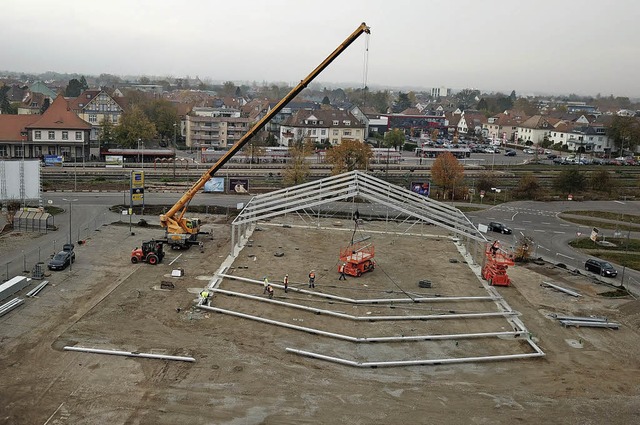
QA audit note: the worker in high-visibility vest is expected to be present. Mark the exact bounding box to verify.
[200,290,210,306]
[263,277,269,294]
[339,263,347,280]
[308,270,316,288]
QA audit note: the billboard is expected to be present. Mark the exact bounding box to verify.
[203,177,225,193]
[229,178,249,193]
[105,155,124,168]
[410,181,430,197]
[43,155,63,167]
[130,171,145,203]
[0,160,41,201]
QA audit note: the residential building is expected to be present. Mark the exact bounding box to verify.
[482,111,528,142]
[185,107,251,149]
[431,87,449,98]
[68,90,127,157]
[279,109,365,146]
[457,111,487,135]
[0,95,91,160]
[515,115,559,144]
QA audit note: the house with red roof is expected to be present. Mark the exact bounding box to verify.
[0,95,91,160]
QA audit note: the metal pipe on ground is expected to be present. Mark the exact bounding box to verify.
[285,347,546,368]
[63,346,196,362]
[26,280,49,297]
[198,305,526,342]
[217,274,501,304]
[541,281,581,297]
[211,288,519,321]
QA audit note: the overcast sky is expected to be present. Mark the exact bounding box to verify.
[2,0,639,97]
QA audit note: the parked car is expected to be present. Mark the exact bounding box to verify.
[504,150,516,156]
[48,243,75,271]
[487,222,512,234]
[523,148,535,154]
[547,153,558,159]
[584,259,618,277]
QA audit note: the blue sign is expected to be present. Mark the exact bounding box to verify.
[44,155,63,166]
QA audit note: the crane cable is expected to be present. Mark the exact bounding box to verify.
[361,32,370,108]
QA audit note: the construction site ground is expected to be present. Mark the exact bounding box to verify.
[1,214,640,425]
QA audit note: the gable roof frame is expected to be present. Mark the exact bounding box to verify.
[233,171,487,242]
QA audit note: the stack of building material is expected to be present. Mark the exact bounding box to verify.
[0,276,29,303]
[0,298,24,317]
[551,314,620,329]
[26,280,49,297]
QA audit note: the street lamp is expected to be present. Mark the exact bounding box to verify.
[173,123,177,178]
[62,198,78,245]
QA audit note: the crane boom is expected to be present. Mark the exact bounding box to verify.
[160,22,370,240]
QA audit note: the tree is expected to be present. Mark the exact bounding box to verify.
[322,95,331,105]
[608,116,640,156]
[384,129,405,150]
[114,105,157,147]
[65,78,84,97]
[1,85,17,114]
[590,169,615,194]
[513,98,538,115]
[431,152,464,199]
[221,81,236,96]
[79,75,89,91]
[554,168,586,194]
[98,117,116,148]
[477,98,489,111]
[513,173,542,200]
[144,99,179,142]
[325,140,372,174]
[476,172,498,193]
[283,140,314,186]
[394,92,412,112]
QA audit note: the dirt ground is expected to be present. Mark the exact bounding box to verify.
[1,214,640,425]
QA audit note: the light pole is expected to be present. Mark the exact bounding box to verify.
[173,123,177,178]
[138,138,144,169]
[62,198,78,245]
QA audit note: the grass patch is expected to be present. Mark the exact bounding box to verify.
[559,216,640,232]
[456,206,487,213]
[562,210,640,224]
[569,237,640,251]
[600,288,631,298]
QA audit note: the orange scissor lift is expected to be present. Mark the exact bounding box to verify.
[482,244,515,286]
[339,241,375,277]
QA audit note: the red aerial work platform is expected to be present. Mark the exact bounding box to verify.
[482,243,515,286]
[339,242,375,277]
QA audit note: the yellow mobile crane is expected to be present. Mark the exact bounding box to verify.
[156,22,371,250]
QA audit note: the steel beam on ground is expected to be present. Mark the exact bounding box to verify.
[218,274,501,304]
[211,288,519,321]
[63,346,196,362]
[541,281,582,297]
[285,347,545,368]
[198,305,526,342]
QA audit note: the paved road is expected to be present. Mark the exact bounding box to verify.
[466,200,640,294]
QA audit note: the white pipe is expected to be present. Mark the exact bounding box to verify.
[218,274,500,304]
[542,281,581,297]
[63,346,196,362]
[211,288,519,321]
[285,347,546,368]
[27,280,49,297]
[198,305,526,342]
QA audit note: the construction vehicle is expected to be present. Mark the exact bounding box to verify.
[131,240,165,265]
[481,242,514,286]
[339,240,375,277]
[130,23,370,259]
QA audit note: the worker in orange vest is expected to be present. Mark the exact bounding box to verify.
[339,263,347,280]
[308,270,315,288]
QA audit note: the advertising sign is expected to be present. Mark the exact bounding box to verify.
[410,181,430,197]
[229,178,249,193]
[105,155,124,168]
[203,177,225,193]
[43,155,63,167]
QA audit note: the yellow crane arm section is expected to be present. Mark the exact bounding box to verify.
[160,22,371,234]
